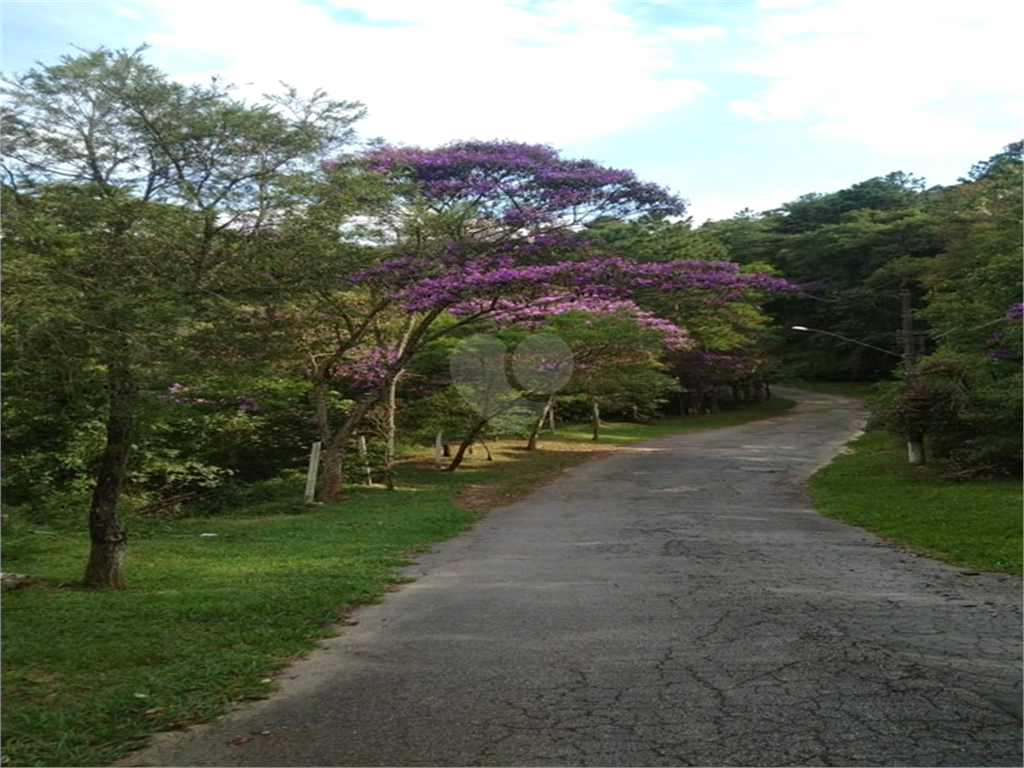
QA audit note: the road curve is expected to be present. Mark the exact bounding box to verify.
[124,388,1022,767]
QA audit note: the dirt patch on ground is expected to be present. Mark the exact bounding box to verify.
[451,447,617,511]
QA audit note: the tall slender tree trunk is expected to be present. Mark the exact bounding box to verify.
[591,398,601,441]
[83,362,134,590]
[445,416,488,472]
[383,374,399,489]
[525,395,554,451]
[382,319,414,490]
[315,308,444,502]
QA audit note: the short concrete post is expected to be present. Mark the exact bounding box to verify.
[304,441,322,504]
[358,435,373,485]
[434,431,443,467]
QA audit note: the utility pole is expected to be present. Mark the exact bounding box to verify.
[901,287,925,464]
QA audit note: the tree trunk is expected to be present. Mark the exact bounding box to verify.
[591,398,601,441]
[319,440,345,502]
[445,416,488,472]
[316,307,443,501]
[383,375,399,490]
[83,362,134,590]
[311,377,345,502]
[525,396,554,451]
[382,319,414,490]
[319,387,396,502]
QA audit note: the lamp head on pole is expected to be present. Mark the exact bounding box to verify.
[791,325,810,331]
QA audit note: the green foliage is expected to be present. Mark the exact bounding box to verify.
[1,48,367,580]
[770,172,926,235]
[701,141,1022,405]
[583,217,729,262]
[873,354,1022,476]
[866,143,1023,477]
[918,142,1023,351]
[698,209,782,265]
[540,311,680,416]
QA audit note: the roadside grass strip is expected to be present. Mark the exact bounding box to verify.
[809,428,1023,575]
[780,380,877,399]
[1,400,794,767]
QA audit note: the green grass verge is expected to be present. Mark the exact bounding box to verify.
[778,380,878,399]
[809,428,1022,574]
[1,399,793,767]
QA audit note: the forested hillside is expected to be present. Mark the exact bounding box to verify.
[699,141,1022,475]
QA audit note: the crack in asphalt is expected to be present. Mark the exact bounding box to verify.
[120,388,1022,767]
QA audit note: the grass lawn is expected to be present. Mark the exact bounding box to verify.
[809,428,1022,575]
[1,399,793,767]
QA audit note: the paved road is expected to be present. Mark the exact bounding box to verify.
[125,389,1022,767]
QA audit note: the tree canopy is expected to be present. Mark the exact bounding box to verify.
[1,49,791,588]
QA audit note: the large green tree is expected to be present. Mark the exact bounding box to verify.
[1,47,364,587]
[874,142,1022,473]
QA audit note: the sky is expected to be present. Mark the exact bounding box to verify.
[2,0,1021,223]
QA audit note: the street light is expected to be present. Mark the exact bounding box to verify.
[790,324,924,464]
[790,326,903,359]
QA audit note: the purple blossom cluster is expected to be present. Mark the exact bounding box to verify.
[329,345,402,391]
[349,254,791,314]
[328,140,794,398]
[356,140,685,229]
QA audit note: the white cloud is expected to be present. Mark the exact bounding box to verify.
[1003,99,1024,119]
[810,111,1017,156]
[665,26,725,43]
[754,0,817,9]
[731,0,1023,156]
[140,0,708,147]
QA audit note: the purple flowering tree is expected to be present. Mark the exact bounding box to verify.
[303,141,791,501]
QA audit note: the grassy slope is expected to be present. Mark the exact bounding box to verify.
[1,399,794,767]
[809,428,1022,574]
[789,383,1021,575]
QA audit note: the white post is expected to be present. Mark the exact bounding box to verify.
[907,440,924,465]
[304,441,322,504]
[434,431,443,467]
[358,435,373,485]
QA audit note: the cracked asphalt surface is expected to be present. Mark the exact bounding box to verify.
[123,388,1022,767]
